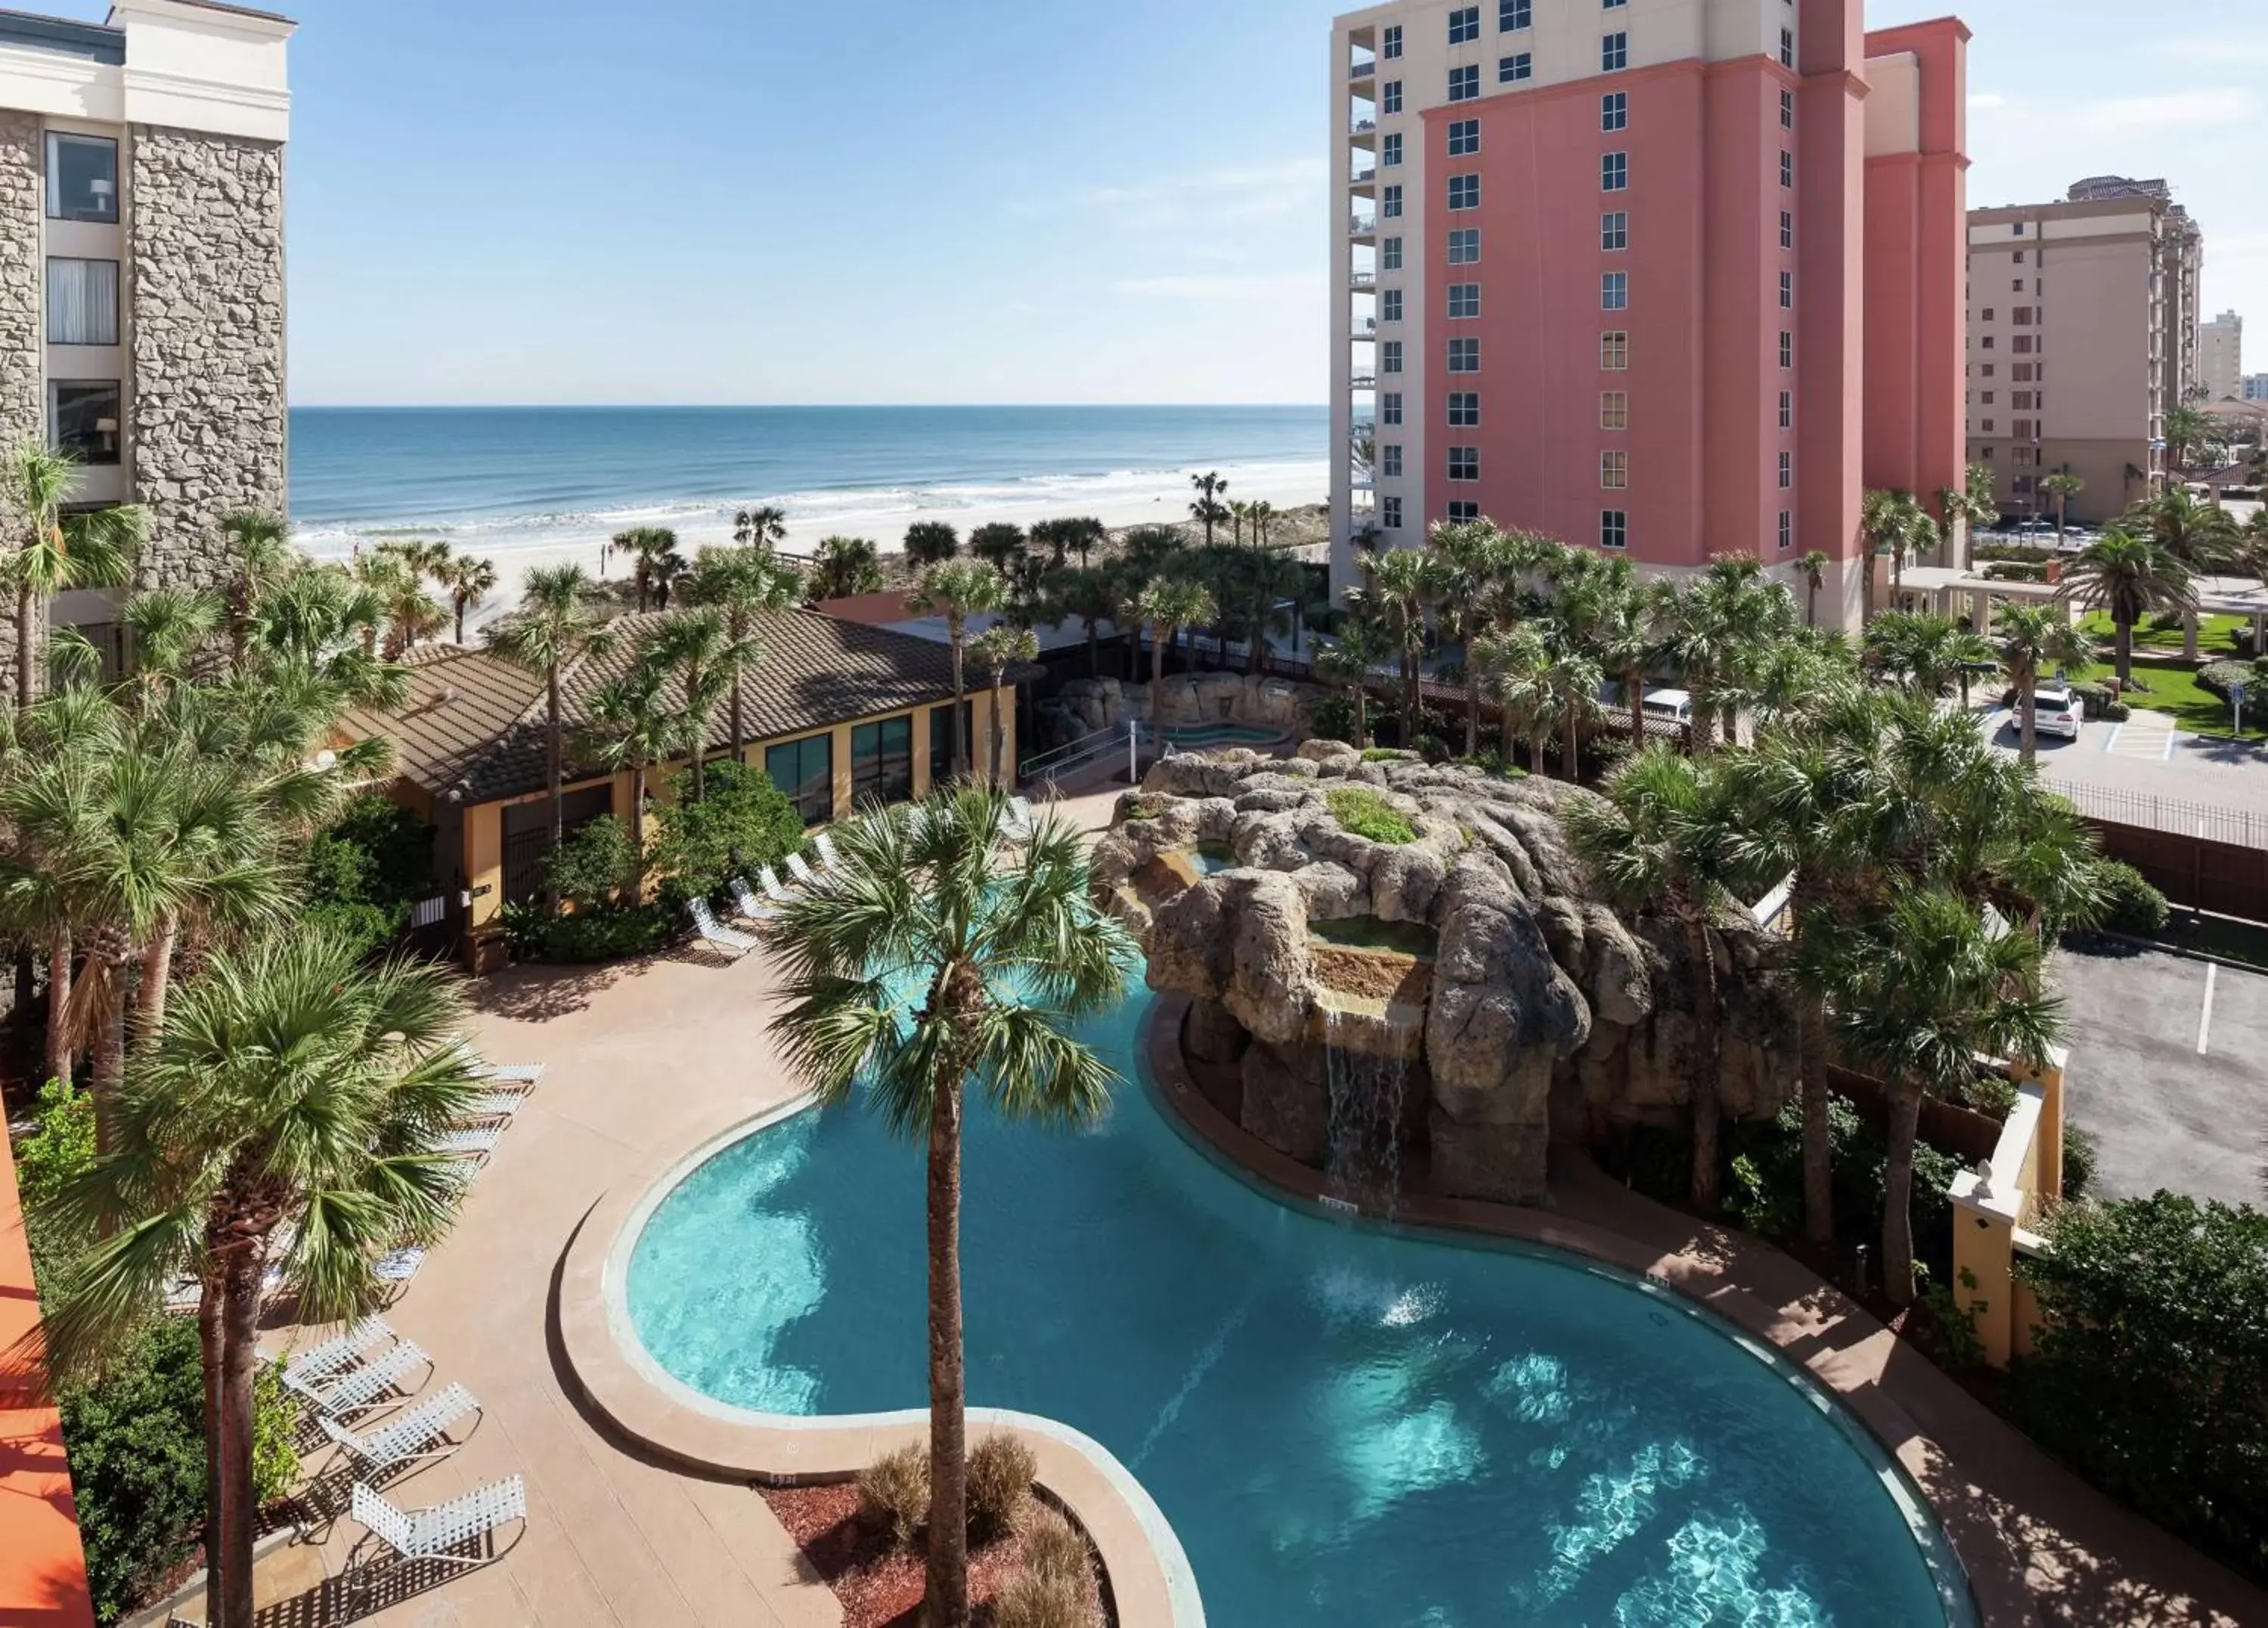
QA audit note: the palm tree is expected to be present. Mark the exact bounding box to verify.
[905,521,960,568]
[1541,637,1604,782]
[1362,546,1432,747]
[1476,624,1557,770]
[1802,882,2062,1306]
[1247,501,1277,547]
[1129,575,1216,687]
[42,930,483,1628]
[1,441,146,710]
[218,509,293,674]
[2124,487,2241,571]
[2059,528,2197,686]
[2040,470,2084,546]
[1566,747,1746,1211]
[909,561,1005,780]
[438,554,499,644]
[484,565,614,912]
[1050,565,1120,678]
[2160,404,2215,477]
[1424,520,1506,757]
[808,535,884,600]
[121,587,222,706]
[762,786,1134,1628]
[1938,463,2000,560]
[682,546,796,764]
[1796,550,1831,627]
[1560,552,1652,749]
[1861,488,1930,608]
[648,607,751,803]
[1995,603,2092,764]
[968,624,1039,782]
[1189,472,1229,545]
[1658,556,1796,751]
[579,652,674,902]
[376,568,447,659]
[967,524,1026,576]
[243,565,407,713]
[734,504,789,552]
[1059,516,1108,568]
[615,526,683,613]
[1862,610,1995,701]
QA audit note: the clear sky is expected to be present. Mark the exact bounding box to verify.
[50,0,2268,405]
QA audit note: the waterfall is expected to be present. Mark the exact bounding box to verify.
[1322,1005,1410,1215]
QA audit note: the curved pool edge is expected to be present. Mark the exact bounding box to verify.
[556,1093,1207,1628]
[1142,993,2035,1628]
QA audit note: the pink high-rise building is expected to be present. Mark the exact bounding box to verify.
[1331,0,1969,630]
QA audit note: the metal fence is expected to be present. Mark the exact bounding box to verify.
[2056,782,2268,852]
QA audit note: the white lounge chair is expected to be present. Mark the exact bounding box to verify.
[373,1246,426,1305]
[1004,795,1037,840]
[454,1091,526,1125]
[471,1062,545,1087]
[813,831,842,870]
[281,1318,395,1392]
[432,1124,505,1164]
[687,897,756,957]
[322,1382,480,1477]
[285,1338,429,1419]
[728,876,775,923]
[350,1475,525,1576]
[757,865,794,904]
[785,852,821,889]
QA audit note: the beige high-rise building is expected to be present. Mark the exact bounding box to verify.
[1966,177,2202,523]
[2198,310,2243,404]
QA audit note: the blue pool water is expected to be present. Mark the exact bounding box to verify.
[627,986,1964,1626]
[1166,724,1287,748]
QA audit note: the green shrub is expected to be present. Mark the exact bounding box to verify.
[1020,1506,1092,1591]
[2103,699,2131,723]
[1359,747,1414,763]
[302,794,435,959]
[2012,1194,2268,1580]
[2198,661,2254,704]
[305,898,407,963]
[1908,1263,1988,1371]
[17,1076,94,1289]
[968,1432,1036,1543]
[990,1568,1096,1628]
[500,899,672,963]
[1308,693,1356,745]
[651,761,806,905]
[1453,751,1526,782]
[2062,1123,2099,1203]
[2093,860,2170,934]
[858,1442,931,1552]
[1972,542,2054,565]
[1325,786,1417,845]
[2068,681,2115,720]
[538,816,637,908]
[1718,1097,1961,1275]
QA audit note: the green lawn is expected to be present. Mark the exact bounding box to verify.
[2077,611,2249,655]
[2083,655,2268,741]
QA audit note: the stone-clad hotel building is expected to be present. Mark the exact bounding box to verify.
[1330,0,1969,630]
[0,0,290,685]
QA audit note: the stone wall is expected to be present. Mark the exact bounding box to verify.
[1042,673,1321,749]
[0,112,45,688]
[128,125,287,591]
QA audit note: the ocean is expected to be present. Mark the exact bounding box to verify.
[287,404,1331,564]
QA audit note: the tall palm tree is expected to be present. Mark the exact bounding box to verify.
[484,565,614,911]
[438,554,499,644]
[2,441,145,710]
[648,607,750,803]
[1188,472,1229,545]
[682,546,796,764]
[1424,519,1507,756]
[578,652,674,902]
[1863,609,1995,701]
[2059,528,2197,686]
[377,571,447,659]
[2159,404,2215,478]
[1049,564,1120,679]
[1995,603,2093,764]
[2040,470,2084,546]
[762,787,1135,1628]
[966,524,1026,576]
[1476,624,1558,771]
[904,521,960,568]
[1802,882,2062,1306]
[1541,636,1604,782]
[1567,747,1746,1210]
[1056,515,1108,568]
[615,527,683,614]
[808,535,884,600]
[968,624,1039,782]
[218,509,293,675]
[2124,487,2241,571]
[1796,549,1831,627]
[909,561,1005,779]
[1312,611,1390,749]
[121,588,222,707]
[1362,546,1432,747]
[734,504,789,552]
[1247,501,1277,548]
[1937,463,2000,562]
[1861,488,1932,608]
[1565,552,1653,749]
[42,930,483,1628]
[1658,556,1796,752]
[243,565,407,713]
[1129,575,1216,687]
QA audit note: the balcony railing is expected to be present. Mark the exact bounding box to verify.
[1349,269,1375,288]
[1349,60,1376,79]
[1350,167,1377,185]
[1350,419,1376,438]
[1349,217,1377,237]
[1352,320,1377,339]
[1350,374,1377,390]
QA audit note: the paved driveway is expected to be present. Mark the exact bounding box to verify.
[1979,703,2268,826]
[2052,940,2268,1207]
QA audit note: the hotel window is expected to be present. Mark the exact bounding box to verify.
[45,132,117,223]
[1605,0,1626,7]
[1383,23,1402,57]
[1448,174,1480,210]
[1448,283,1480,318]
[2012,364,2033,381]
[1501,0,1530,29]
[1448,227,1481,265]
[1602,31,1628,71]
[767,733,835,825]
[2013,418,2035,439]
[2012,222,2025,235]
[1449,63,1480,101]
[1382,340,1403,373]
[1382,496,1403,530]
[852,715,914,807]
[1978,392,1994,405]
[1601,450,1628,489]
[2012,475,2035,495]
[2012,447,2038,467]
[50,382,120,466]
[1602,91,1628,132]
[2012,335,2034,354]
[1382,392,1403,425]
[1603,152,1628,191]
[1501,53,1532,82]
[1778,270,1793,310]
[1779,330,1793,368]
[2012,279,2023,292]
[1780,150,1794,188]
[1449,446,1480,482]
[1779,391,1792,429]
[1382,236,1404,271]
[1450,5,1481,44]
[2013,250,2025,264]
[1980,336,1994,350]
[1600,510,1628,550]
[1448,392,1481,426]
[1448,501,1481,522]
[1383,184,1403,218]
[1383,132,1403,167]
[1601,271,1628,311]
[1600,390,1628,430]
[1778,511,1792,552]
[1448,336,1480,373]
[1780,210,1793,249]
[1448,118,1480,156]
[1381,288,1403,322]
[1383,80,1403,114]
[1382,443,1403,478]
[46,258,118,346]
[1601,210,1628,251]
[1601,330,1628,370]
[1979,419,1995,434]
[1778,451,1792,490]
[1978,446,1995,460]
[2013,392,2035,410]
[2012,306,2033,324]
[1779,28,1795,67]
[1780,89,1795,130]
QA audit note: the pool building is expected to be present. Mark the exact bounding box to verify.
[337,607,1036,968]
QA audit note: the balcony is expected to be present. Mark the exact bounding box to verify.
[1349,59,1376,80]
[1349,269,1376,289]
[1350,419,1376,439]
[1352,319,1378,339]
[1350,373,1377,390]
[1349,217,1377,240]
[1349,119,1377,144]
[1349,166,1377,187]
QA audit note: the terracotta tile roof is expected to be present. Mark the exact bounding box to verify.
[343,609,1031,806]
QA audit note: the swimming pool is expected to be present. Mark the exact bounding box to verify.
[626,986,1967,1626]
[1163,723,1288,749]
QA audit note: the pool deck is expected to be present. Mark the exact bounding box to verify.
[221,775,2264,1628]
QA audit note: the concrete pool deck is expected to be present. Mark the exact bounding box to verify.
[227,778,2261,1628]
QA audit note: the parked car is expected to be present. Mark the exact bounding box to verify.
[2015,686,2083,741]
[1641,688,1694,729]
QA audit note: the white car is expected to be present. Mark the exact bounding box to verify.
[2022,687,2083,741]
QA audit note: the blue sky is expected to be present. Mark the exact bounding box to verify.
[54,0,2268,404]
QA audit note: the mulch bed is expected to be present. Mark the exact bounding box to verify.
[760,1483,1035,1628]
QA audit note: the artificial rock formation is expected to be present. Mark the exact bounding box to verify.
[1037,673,1323,750]
[1099,745,1795,1206]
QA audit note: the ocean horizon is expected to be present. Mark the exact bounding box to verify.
[287,404,1332,563]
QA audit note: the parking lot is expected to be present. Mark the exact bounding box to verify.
[2052,941,2268,1207]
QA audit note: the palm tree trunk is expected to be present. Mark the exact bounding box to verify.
[1563,709,1581,782]
[44,935,72,1083]
[212,1240,264,1628]
[1882,1081,1923,1307]
[2115,617,2134,686]
[2018,658,2039,764]
[1684,914,1722,1212]
[17,577,35,712]
[1150,624,1165,689]
[1627,668,1646,749]
[199,1285,226,1628]
[1807,581,1818,627]
[89,953,125,1156]
[988,682,1005,784]
[137,916,177,1050]
[628,763,647,904]
[952,633,971,778]
[925,1070,971,1628]
[454,602,467,644]
[1353,686,1369,751]
[546,670,565,916]
[1528,726,1548,776]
